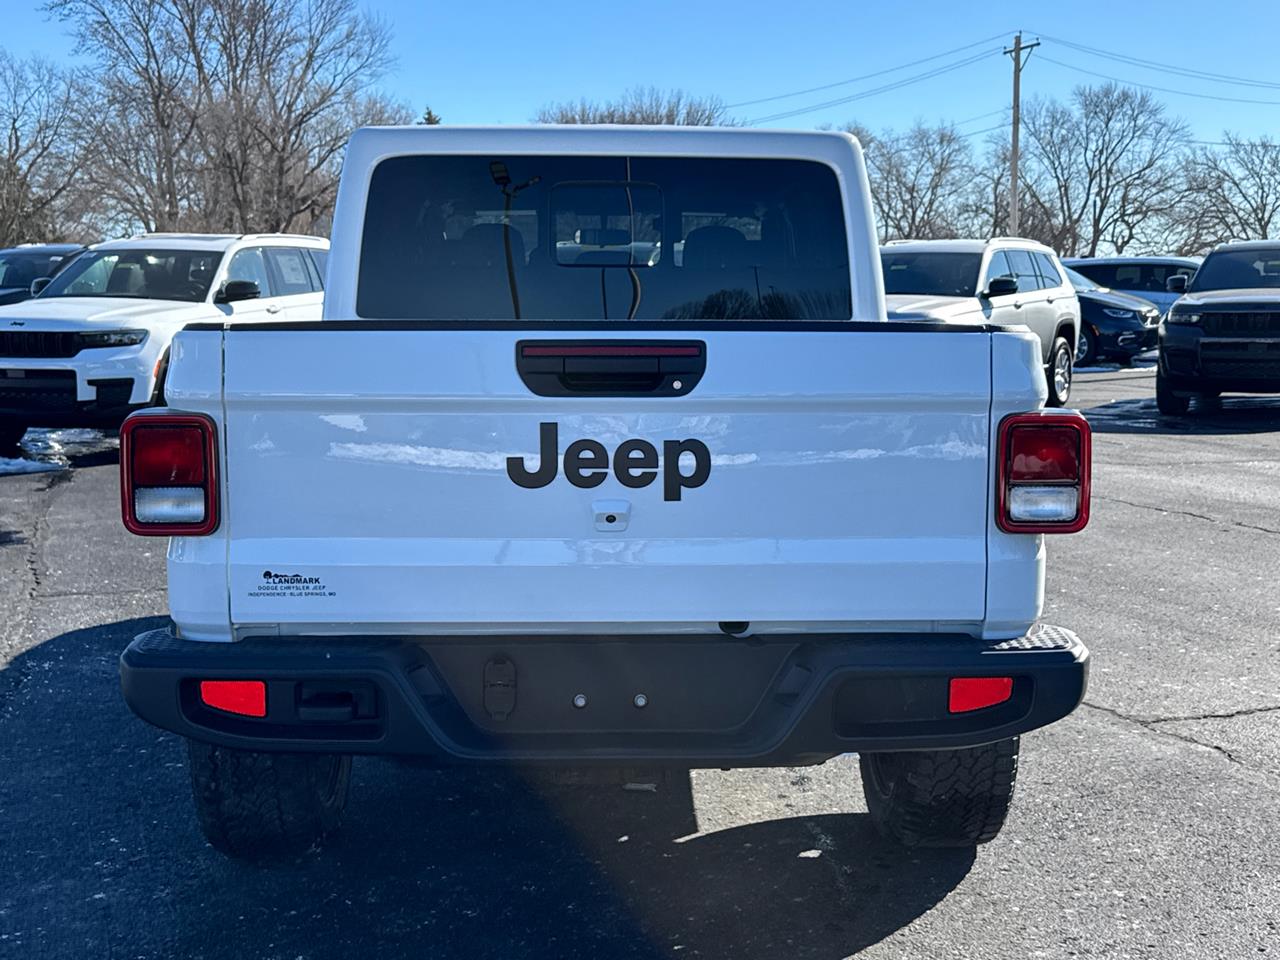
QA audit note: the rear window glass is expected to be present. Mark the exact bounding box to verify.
[880,251,980,297]
[357,155,851,321]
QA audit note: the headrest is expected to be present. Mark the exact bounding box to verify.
[682,225,749,269]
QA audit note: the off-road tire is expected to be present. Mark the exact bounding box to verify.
[860,737,1020,847]
[186,740,351,860]
[1045,338,1073,407]
[0,420,26,451]
[1156,369,1191,416]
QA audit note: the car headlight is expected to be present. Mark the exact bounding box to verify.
[77,330,148,348]
[1102,308,1136,319]
[1165,311,1201,325]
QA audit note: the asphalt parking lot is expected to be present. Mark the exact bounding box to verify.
[1,362,1278,960]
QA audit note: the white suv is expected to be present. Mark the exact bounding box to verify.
[0,233,328,448]
[881,238,1081,405]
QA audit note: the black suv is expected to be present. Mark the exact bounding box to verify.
[1159,241,1280,415]
[0,244,86,306]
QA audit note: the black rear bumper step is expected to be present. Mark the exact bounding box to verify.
[120,626,1089,765]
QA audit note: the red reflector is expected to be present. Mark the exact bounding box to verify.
[199,680,267,717]
[949,677,1014,713]
[1008,425,1080,482]
[131,426,207,485]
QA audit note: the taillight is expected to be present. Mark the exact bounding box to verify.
[996,412,1091,534]
[120,413,219,535]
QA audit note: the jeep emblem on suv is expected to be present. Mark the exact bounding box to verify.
[507,422,711,501]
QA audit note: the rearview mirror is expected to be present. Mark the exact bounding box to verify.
[29,277,51,296]
[985,276,1018,297]
[1166,274,1189,293]
[217,279,261,303]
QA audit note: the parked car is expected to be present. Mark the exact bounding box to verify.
[117,126,1092,861]
[882,238,1081,405]
[1157,240,1280,415]
[1063,266,1160,366]
[1063,256,1200,316]
[0,233,328,450]
[0,243,86,306]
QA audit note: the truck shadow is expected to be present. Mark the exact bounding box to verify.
[1083,395,1280,436]
[2,616,974,960]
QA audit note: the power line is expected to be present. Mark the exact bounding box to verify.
[1034,31,1280,91]
[960,123,1006,140]
[1038,54,1280,106]
[726,32,1008,109]
[954,107,1008,127]
[747,49,1000,125]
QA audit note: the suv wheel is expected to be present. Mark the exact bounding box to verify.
[1156,370,1191,416]
[187,740,351,860]
[0,420,26,451]
[1075,326,1097,367]
[860,738,1020,847]
[1046,337,1073,407]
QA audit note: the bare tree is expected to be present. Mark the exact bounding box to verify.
[1168,134,1280,253]
[0,52,91,244]
[850,121,975,240]
[47,0,204,231]
[536,87,737,126]
[1020,83,1187,256]
[46,0,409,234]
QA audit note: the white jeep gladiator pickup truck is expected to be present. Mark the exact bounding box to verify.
[118,126,1091,860]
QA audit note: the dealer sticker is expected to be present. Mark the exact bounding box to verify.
[248,570,335,599]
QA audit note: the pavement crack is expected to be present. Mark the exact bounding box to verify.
[1081,700,1276,781]
[1093,493,1280,536]
[1148,704,1280,724]
[1,471,75,713]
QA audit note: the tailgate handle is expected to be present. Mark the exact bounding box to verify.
[516,341,706,397]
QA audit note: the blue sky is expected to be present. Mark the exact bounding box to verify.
[8,0,1280,142]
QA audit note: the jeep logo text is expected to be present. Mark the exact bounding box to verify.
[507,422,711,501]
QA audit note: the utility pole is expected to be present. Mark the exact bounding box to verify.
[1005,32,1039,236]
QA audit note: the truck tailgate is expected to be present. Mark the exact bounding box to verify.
[221,327,992,633]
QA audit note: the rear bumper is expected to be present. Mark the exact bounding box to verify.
[121,626,1089,765]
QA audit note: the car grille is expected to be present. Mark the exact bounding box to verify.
[1200,312,1280,336]
[0,369,77,410]
[1201,358,1280,380]
[0,331,81,358]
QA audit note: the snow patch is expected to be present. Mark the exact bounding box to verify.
[0,456,62,476]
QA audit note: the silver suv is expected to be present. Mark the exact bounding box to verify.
[882,238,1082,406]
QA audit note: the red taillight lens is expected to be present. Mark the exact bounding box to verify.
[996,412,1091,534]
[1008,426,1080,482]
[949,677,1014,713]
[120,413,219,536]
[130,426,206,485]
[200,680,267,717]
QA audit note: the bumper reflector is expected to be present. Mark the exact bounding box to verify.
[199,680,267,717]
[949,677,1013,713]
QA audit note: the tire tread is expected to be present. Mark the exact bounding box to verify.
[860,737,1020,847]
[187,740,350,860]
